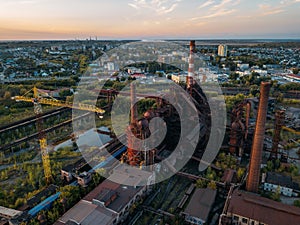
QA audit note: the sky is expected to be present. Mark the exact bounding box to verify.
[0,0,299,40]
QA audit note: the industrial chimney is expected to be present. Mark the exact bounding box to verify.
[126,82,140,166]
[187,40,196,90]
[246,82,271,193]
[130,82,137,124]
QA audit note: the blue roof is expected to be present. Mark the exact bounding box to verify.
[91,146,126,171]
[28,192,61,217]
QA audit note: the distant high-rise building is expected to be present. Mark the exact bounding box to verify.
[218,44,228,57]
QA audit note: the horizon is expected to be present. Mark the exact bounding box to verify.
[1,38,300,42]
[0,0,300,40]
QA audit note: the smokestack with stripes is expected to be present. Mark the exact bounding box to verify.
[246,82,271,193]
[187,40,196,91]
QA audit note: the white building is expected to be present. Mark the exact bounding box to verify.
[218,45,228,57]
[262,172,299,197]
[106,62,115,72]
[237,63,250,71]
[127,66,142,74]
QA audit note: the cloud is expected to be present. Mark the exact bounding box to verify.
[258,0,300,16]
[128,0,181,14]
[128,3,140,9]
[8,0,45,4]
[198,0,215,9]
[193,9,236,19]
[193,0,239,20]
[212,0,234,10]
[258,3,286,16]
[263,9,285,15]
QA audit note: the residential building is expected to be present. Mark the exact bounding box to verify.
[171,73,187,83]
[218,45,228,57]
[77,172,92,187]
[237,63,249,71]
[262,172,299,197]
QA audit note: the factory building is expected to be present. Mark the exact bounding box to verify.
[55,164,154,225]
[182,188,217,225]
[220,190,300,225]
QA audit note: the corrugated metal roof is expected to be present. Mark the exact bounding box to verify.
[183,188,217,221]
[227,190,300,225]
[0,206,22,219]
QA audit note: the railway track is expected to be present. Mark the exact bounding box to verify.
[0,107,70,134]
[0,112,92,152]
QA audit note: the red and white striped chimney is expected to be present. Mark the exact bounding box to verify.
[187,40,196,89]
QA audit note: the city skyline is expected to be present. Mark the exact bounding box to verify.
[0,0,300,40]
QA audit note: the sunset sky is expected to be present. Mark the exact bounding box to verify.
[0,0,299,40]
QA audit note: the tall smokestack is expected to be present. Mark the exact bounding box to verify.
[127,82,140,166]
[246,82,271,193]
[130,82,137,124]
[187,40,196,89]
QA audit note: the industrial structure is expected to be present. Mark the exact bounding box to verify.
[3,40,299,225]
[121,40,211,169]
[229,99,251,156]
[220,189,300,225]
[13,87,105,184]
[270,110,285,160]
[187,40,196,93]
[54,164,155,225]
[246,82,271,193]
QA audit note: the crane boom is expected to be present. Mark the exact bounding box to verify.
[13,87,105,184]
[13,96,105,114]
[282,126,300,135]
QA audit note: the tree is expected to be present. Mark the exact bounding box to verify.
[229,73,239,80]
[195,179,207,188]
[294,200,300,208]
[3,91,11,99]
[237,168,245,181]
[266,161,274,172]
[270,187,281,202]
[292,68,299,75]
[207,181,217,190]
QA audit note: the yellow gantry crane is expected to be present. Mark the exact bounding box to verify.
[13,87,105,184]
[282,126,300,135]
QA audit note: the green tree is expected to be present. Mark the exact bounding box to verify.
[237,168,245,181]
[195,179,207,188]
[3,91,11,99]
[270,187,281,202]
[294,200,300,208]
[266,161,274,172]
[207,181,217,190]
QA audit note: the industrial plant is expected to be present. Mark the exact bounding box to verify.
[0,39,300,225]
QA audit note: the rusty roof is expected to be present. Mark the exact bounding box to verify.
[227,190,300,225]
[183,188,217,222]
